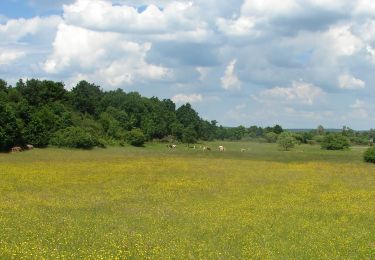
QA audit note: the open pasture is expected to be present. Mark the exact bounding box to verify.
[0,143,374,258]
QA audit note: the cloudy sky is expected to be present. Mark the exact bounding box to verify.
[1,0,375,129]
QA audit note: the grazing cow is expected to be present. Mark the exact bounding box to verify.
[26,144,34,150]
[11,146,22,153]
[219,145,225,152]
[203,146,211,151]
[167,144,177,149]
[241,148,246,152]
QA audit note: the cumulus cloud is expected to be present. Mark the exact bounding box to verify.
[216,16,257,37]
[326,24,363,57]
[354,0,375,15]
[62,0,210,42]
[0,15,61,44]
[172,93,203,104]
[0,49,25,65]
[255,81,325,105]
[2,0,375,128]
[221,60,241,90]
[44,23,169,86]
[338,74,365,89]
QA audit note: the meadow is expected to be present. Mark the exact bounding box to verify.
[0,142,374,259]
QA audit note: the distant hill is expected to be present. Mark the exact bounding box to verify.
[287,129,342,133]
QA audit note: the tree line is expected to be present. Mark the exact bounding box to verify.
[1,78,374,151]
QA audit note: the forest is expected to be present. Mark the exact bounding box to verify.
[0,78,374,151]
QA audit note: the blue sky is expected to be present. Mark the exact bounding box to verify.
[1,0,375,129]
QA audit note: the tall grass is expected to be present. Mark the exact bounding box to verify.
[0,143,374,258]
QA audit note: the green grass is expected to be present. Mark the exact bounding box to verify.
[0,142,374,258]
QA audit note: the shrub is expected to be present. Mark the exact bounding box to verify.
[277,132,297,151]
[126,129,146,147]
[321,133,350,150]
[364,147,375,163]
[312,135,325,144]
[51,127,99,149]
[265,132,278,143]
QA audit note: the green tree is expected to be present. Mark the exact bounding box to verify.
[233,125,247,140]
[182,124,197,146]
[176,103,201,136]
[0,79,7,92]
[99,112,122,139]
[170,122,184,140]
[23,116,50,147]
[273,124,283,134]
[0,102,21,151]
[321,133,350,150]
[316,125,325,135]
[277,132,296,151]
[71,80,103,115]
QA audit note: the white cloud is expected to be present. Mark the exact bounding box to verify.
[0,15,61,44]
[62,0,206,38]
[257,81,325,105]
[0,49,25,65]
[221,59,241,90]
[3,0,375,129]
[338,74,365,89]
[241,0,300,17]
[347,99,374,120]
[196,66,211,81]
[354,0,375,15]
[350,99,366,109]
[172,93,203,104]
[44,23,169,86]
[325,24,363,57]
[216,16,257,37]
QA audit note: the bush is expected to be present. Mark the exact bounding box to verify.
[51,127,100,149]
[126,129,146,147]
[321,133,350,150]
[265,132,278,143]
[277,132,296,151]
[312,135,325,144]
[364,147,375,163]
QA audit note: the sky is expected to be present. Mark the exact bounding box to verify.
[1,0,375,129]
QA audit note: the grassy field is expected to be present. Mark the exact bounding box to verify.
[0,142,374,259]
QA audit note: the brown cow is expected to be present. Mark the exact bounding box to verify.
[203,146,211,151]
[11,147,22,153]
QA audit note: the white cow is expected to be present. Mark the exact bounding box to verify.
[167,144,177,149]
[219,145,225,152]
[241,148,246,152]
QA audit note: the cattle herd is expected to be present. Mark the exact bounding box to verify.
[166,144,247,152]
[9,144,248,153]
[10,144,34,153]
